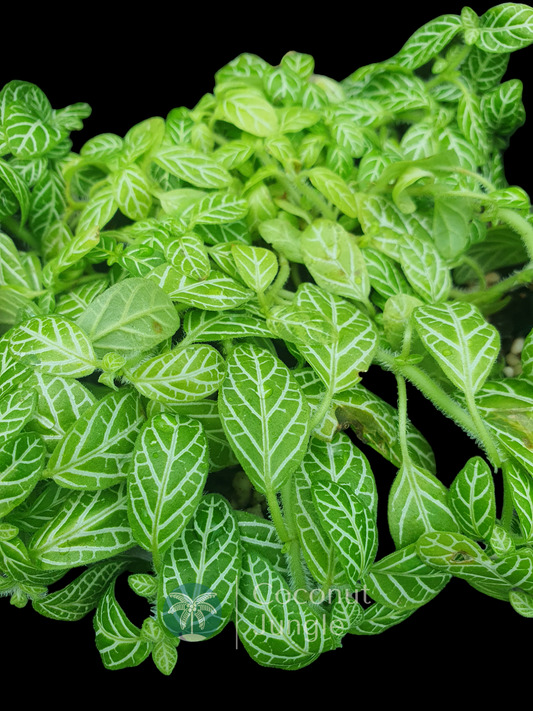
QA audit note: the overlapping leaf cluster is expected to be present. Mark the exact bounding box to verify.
[2,2,533,674]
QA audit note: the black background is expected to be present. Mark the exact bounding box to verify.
[2,0,532,686]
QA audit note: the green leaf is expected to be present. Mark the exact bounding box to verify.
[258,218,304,264]
[0,159,31,225]
[364,543,450,611]
[413,301,500,394]
[400,233,451,303]
[0,432,45,517]
[307,168,358,218]
[55,279,109,320]
[113,166,153,221]
[278,106,320,133]
[213,140,254,169]
[0,232,30,289]
[330,594,363,638]
[26,168,68,243]
[510,589,533,617]
[219,89,279,137]
[312,480,377,586]
[300,220,370,304]
[29,483,136,568]
[94,581,151,669]
[219,344,310,495]
[190,193,248,225]
[33,559,127,621]
[388,460,459,549]
[266,305,337,346]
[158,494,239,638]
[128,413,209,559]
[416,531,520,600]
[293,369,338,441]
[433,195,474,260]
[76,278,180,357]
[9,315,96,377]
[148,265,253,311]
[457,92,489,158]
[0,535,65,586]
[45,389,145,490]
[506,461,533,542]
[24,374,96,453]
[293,284,377,393]
[127,345,226,403]
[334,385,436,474]
[281,52,315,79]
[151,636,178,676]
[166,233,210,280]
[482,79,525,133]
[80,133,123,160]
[476,3,533,53]
[463,46,510,93]
[0,389,37,445]
[236,550,336,669]
[154,145,232,189]
[0,333,32,399]
[182,309,271,343]
[362,247,413,299]
[235,510,289,579]
[449,457,496,540]
[383,293,424,351]
[231,244,278,294]
[394,14,463,68]
[75,185,118,235]
[467,379,533,471]
[4,102,62,158]
[349,602,416,636]
[5,481,71,534]
[124,117,165,161]
[293,433,376,586]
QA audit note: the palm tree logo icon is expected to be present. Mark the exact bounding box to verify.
[167,589,219,637]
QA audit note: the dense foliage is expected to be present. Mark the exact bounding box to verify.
[1,3,533,673]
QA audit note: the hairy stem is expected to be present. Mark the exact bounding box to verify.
[266,489,290,543]
[454,266,533,306]
[296,176,337,221]
[375,347,478,440]
[309,379,336,432]
[280,480,310,597]
[464,389,501,470]
[460,255,487,291]
[395,375,411,464]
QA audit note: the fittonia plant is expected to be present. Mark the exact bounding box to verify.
[1,2,533,674]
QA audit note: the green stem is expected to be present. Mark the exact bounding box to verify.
[464,389,501,469]
[266,253,290,303]
[460,255,487,291]
[296,176,337,221]
[309,379,335,432]
[375,347,478,440]
[280,481,310,597]
[291,262,302,288]
[266,489,290,543]
[454,266,533,306]
[498,208,533,262]
[1,216,39,251]
[501,461,515,532]
[395,375,410,464]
